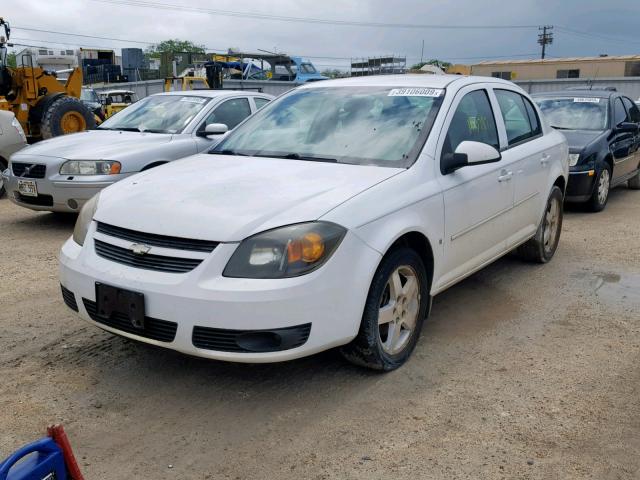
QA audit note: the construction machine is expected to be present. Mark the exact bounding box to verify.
[0,17,95,141]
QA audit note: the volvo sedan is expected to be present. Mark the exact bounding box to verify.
[60,75,567,370]
[3,90,272,212]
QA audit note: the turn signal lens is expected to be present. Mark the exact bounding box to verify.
[287,232,326,264]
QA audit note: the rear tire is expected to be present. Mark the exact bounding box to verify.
[629,169,640,190]
[40,96,95,139]
[518,186,563,264]
[588,165,611,212]
[341,247,430,371]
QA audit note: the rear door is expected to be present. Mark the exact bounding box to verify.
[437,85,513,287]
[492,88,549,247]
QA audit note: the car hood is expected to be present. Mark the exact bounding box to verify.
[12,130,173,161]
[95,154,403,242]
[561,129,607,151]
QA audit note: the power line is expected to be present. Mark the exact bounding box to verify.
[90,0,539,30]
[555,26,640,47]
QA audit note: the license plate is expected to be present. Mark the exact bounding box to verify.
[95,283,145,330]
[17,179,37,197]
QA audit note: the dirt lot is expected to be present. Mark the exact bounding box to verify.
[0,187,639,480]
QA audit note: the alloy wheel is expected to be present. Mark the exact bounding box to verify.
[543,195,561,254]
[598,169,610,206]
[378,265,421,355]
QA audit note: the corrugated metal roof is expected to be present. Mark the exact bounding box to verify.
[474,55,640,66]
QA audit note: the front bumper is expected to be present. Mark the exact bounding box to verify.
[565,167,597,202]
[59,224,381,363]
[3,170,131,212]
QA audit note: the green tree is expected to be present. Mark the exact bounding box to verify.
[145,39,205,58]
[321,68,345,79]
[410,59,451,70]
[7,52,16,68]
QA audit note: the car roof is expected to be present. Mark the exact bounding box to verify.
[155,89,273,98]
[532,90,616,99]
[100,90,136,95]
[297,74,517,90]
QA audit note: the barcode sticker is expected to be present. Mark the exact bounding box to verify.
[573,97,600,103]
[389,88,444,97]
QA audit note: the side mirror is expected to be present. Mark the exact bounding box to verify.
[616,122,639,134]
[442,141,502,175]
[199,123,229,137]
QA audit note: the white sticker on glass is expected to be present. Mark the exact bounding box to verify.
[573,98,600,103]
[388,88,444,97]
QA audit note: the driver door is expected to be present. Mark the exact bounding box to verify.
[436,86,514,289]
[194,97,253,151]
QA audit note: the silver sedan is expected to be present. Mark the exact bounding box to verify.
[2,90,272,212]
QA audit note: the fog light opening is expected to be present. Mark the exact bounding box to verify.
[67,199,79,210]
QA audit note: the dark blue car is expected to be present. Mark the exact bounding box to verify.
[534,88,640,211]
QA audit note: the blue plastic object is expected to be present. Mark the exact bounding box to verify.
[0,437,67,480]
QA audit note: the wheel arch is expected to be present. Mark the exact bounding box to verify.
[141,161,169,171]
[553,175,566,195]
[384,231,435,291]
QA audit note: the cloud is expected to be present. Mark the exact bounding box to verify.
[5,0,640,69]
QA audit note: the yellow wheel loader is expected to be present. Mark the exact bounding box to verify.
[0,18,95,141]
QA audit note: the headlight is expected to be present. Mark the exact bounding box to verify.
[60,160,121,175]
[11,117,27,143]
[223,222,346,279]
[72,193,100,245]
[568,153,580,167]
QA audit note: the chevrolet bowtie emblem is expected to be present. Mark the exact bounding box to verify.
[129,243,151,255]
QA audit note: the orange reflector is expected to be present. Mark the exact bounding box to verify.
[588,170,595,177]
[110,162,122,174]
[287,232,325,264]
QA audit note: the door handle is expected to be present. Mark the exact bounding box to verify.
[498,171,513,182]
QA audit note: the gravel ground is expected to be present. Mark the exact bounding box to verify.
[0,187,638,480]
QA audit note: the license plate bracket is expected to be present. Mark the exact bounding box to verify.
[17,179,38,197]
[95,283,145,330]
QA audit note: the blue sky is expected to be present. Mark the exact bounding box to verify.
[5,0,640,69]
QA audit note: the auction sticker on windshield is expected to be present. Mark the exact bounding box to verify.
[179,97,208,104]
[388,88,444,97]
[573,98,600,103]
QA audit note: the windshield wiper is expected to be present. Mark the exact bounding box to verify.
[258,153,338,163]
[550,125,571,130]
[213,149,249,156]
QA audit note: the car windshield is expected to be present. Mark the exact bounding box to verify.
[98,95,210,133]
[212,86,444,167]
[535,96,608,130]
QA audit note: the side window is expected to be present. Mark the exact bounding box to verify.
[622,97,640,123]
[495,90,539,146]
[441,89,499,159]
[523,97,542,136]
[613,98,628,126]
[203,98,251,130]
[254,97,270,110]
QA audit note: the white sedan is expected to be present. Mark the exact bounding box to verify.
[59,75,568,370]
[2,90,272,212]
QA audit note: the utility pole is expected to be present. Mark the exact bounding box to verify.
[538,25,554,59]
[420,39,424,65]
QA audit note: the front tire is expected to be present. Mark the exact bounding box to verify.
[341,247,430,371]
[588,165,611,212]
[518,186,563,263]
[40,96,95,139]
